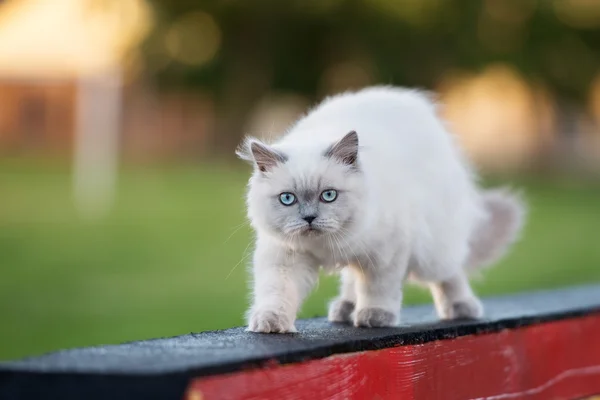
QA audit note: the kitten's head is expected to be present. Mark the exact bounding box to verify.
[237,131,367,243]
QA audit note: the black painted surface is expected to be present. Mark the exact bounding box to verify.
[1,284,600,400]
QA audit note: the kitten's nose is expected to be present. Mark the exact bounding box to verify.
[303,215,317,224]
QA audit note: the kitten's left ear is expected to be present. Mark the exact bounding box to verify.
[325,130,359,166]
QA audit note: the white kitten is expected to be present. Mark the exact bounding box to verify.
[237,86,525,333]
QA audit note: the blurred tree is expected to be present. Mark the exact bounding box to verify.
[142,0,600,152]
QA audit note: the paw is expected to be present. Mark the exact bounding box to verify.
[328,299,355,324]
[247,309,296,333]
[354,307,398,328]
[440,297,484,320]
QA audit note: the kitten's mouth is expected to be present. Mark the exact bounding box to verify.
[302,226,322,236]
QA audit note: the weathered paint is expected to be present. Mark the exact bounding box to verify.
[188,314,600,400]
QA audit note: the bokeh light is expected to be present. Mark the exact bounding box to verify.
[164,11,221,67]
[0,0,151,78]
[554,0,600,29]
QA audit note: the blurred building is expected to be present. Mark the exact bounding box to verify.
[0,0,130,155]
[0,0,213,160]
[0,80,76,152]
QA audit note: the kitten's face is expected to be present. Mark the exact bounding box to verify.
[239,131,366,242]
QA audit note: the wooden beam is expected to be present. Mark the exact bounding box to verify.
[1,285,600,400]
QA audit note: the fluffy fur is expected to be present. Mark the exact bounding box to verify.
[237,86,526,333]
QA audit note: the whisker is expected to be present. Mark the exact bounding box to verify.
[326,233,336,262]
[335,230,365,277]
[224,220,250,244]
[338,226,376,272]
[330,232,348,273]
[225,240,254,280]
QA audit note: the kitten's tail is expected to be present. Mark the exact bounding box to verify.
[465,188,526,271]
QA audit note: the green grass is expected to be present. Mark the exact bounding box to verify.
[1,160,600,360]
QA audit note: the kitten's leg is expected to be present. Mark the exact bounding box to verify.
[354,258,406,328]
[328,268,356,324]
[429,270,483,320]
[247,243,318,333]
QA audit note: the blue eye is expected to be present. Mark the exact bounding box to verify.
[320,189,338,203]
[279,192,296,206]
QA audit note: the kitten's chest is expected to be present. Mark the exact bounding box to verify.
[307,239,367,271]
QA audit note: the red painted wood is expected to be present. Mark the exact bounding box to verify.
[186,314,600,400]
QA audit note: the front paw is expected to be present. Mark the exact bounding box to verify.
[328,298,355,324]
[354,307,398,328]
[247,309,296,333]
[439,297,484,320]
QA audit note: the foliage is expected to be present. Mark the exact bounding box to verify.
[145,0,600,101]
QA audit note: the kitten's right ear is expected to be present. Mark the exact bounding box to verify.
[236,137,287,173]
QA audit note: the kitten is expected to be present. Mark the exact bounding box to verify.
[237,86,525,333]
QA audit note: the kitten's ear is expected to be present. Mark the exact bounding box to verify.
[325,130,359,166]
[236,137,286,173]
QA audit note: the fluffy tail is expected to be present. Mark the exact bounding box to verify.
[466,188,526,271]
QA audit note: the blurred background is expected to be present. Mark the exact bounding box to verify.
[1,0,600,360]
